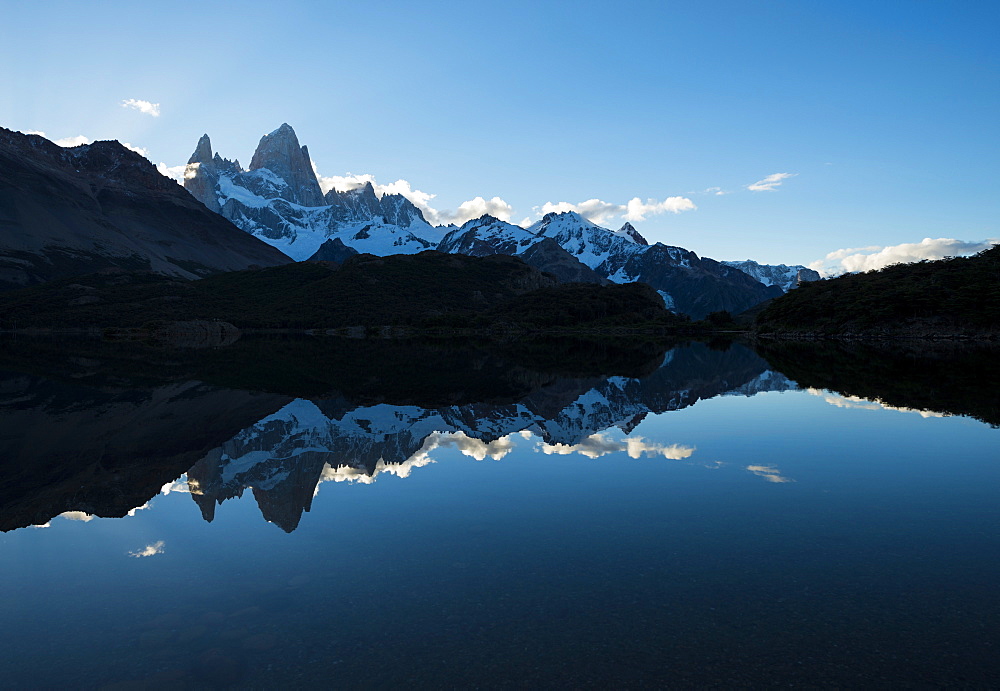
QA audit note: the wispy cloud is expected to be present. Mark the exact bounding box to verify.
[746,464,794,483]
[747,172,795,192]
[156,163,187,184]
[806,388,948,418]
[704,187,729,196]
[121,98,160,117]
[129,540,165,558]
[809,237,999,276]
[54,135,91,147]
[624,196,697,221]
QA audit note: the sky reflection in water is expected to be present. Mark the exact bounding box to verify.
[0,341,997,688]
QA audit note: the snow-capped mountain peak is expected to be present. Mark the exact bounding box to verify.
[247,123,324,207]
[721,259,821,292]
[614,222,649,246]
[181,125,791,317]
[183,125,443,260]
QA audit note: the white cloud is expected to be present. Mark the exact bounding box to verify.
[806,388,948,418]
[443,196,514,225]
[540,199,624,225]
[60,511,94,522]
[418,431,518,462]
[160,477,191,494]
[129,540,165,558]
[747,172,795,192]
[315,431,520,492]
[746,464,794,483]
[809,237,999,276]
[317,172,377,194]
[315,171,514,226]
[121,99,160,117]
[121,142,150,158]
[540,433,695,460]
[156,163,187,184]
[126,502,152,516]
[24,130,147,158]
[53,135,91,147]
[537,196,696,225]
[704,187,729,196]
[624,196,697,222]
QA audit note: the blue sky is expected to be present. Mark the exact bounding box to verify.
[2,0,998,269]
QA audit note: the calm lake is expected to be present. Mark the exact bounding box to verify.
[1,336,997,688]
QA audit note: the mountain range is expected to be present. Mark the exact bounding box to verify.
[0,338,794,532]
[183,124,817,318]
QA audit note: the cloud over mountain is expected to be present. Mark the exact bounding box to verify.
[810,237,999,275]
[539,195,697,225]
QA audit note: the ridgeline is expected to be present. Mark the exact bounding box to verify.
[754,245,1000,337]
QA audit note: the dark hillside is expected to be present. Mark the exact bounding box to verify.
[0,251,678,330]
[0,128,290,290]
[755,246,1000,336]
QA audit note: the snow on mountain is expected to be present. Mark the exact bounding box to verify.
[437,210,782,317]
[183,125,444,260]
[722,259,821,292]
[184,342,799,531]
[613,222,649,246]
[439,215,541,256]
[529,211,646,270]
[181,124,788,317]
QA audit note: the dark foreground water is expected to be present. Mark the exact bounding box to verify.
[0,337,997,688]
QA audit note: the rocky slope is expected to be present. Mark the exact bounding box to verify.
[0,128,291,291]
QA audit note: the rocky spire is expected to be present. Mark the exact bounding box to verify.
[188,134,213,165]
[183,134,222,213]
[248,123,324,206]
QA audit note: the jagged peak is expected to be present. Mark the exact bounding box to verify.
[616,222,649,246]
[250,124,308,168]
[542,210,582,222]
[188,134,213,165]
[460,214,503,230]
[268,122,296,138]
[538,210,602,229]
[247,123,324,206]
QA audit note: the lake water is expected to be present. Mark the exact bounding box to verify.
[0,337,997,688]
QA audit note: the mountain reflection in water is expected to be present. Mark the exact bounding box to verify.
[1,335,998,688]
[0,338,793,532]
